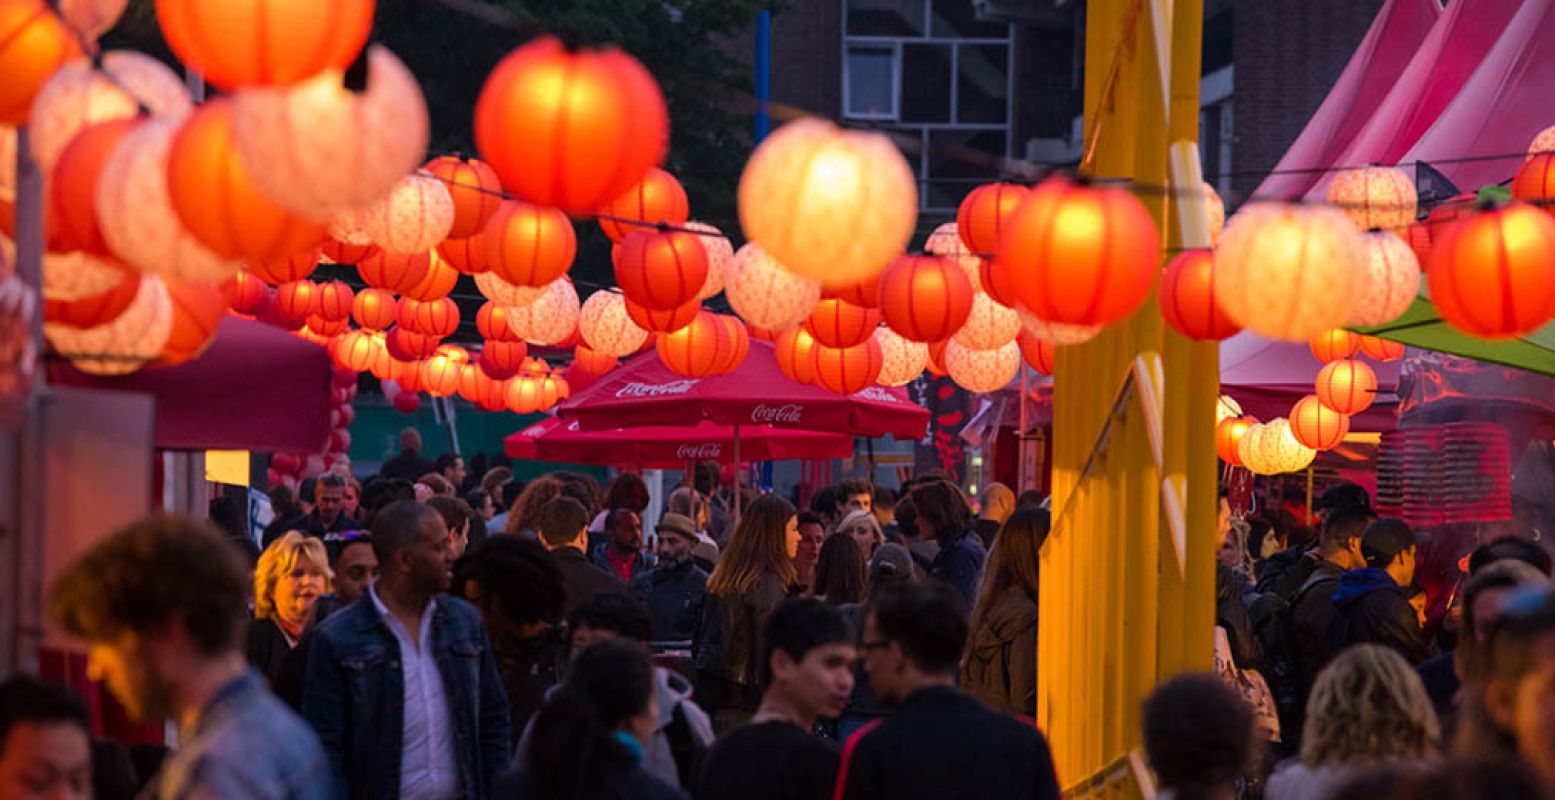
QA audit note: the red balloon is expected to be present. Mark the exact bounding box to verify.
[1159,249,1240,341]
[392,391,422,415]
[614,230,709,311]
[271,451,302,475]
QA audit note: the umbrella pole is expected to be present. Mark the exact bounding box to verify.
[733,424,742,523]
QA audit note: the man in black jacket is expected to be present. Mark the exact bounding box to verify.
[632,513,708,642]
[836,582,1059,800]
[378,428,434,482]
[1287,508,1371,696]
[1331,518,1429,664]
[535,496,626,615]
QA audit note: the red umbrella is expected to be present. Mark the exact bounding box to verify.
[505,416,855,468]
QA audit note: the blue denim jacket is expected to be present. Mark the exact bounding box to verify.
[145,670,332,800]
[301,594,513,800]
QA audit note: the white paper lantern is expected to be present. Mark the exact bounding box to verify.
[1213,203,1365,342]
[39,251,128,300]
[504,278,579,345]
[953,291,1020,350]
[0,126,14,201]
[579,290,648,357]
[1529,126,1555,158]
[1203,182,1225,245]
[56,0,129,38]
[1351,229,1420,327]
[95,116,239,283]
[685,220,732,300]
[46,273,172,375]
[925,221,982,293]
[738,119,916,288]
[874,325,928,387]
[326,207,374,246]
[28,52,190,173]
[232,46,429,220]
[1017,307,1101,345]
[362,173,454,254]
[1326,166,1417,231]
[725,242,822,330]
[1216,394,1243,427]
[945,339,1020,393]
[1237,418,1316,476]
[0,275,37,397]
[475,271,547,308]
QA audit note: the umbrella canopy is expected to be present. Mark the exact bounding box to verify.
[1356,297,1555,377]
[505,416,855,468]
[556,340,929,440]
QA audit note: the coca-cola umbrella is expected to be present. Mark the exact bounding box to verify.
[504,417,855,468]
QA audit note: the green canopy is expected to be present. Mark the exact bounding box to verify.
[1354,297,1555,376]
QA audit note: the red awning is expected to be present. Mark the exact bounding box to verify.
[505,416,855,467]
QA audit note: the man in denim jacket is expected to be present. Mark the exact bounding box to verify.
[303,500,511,799]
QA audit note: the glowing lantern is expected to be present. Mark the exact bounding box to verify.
[348,287,394,331]
[1358,335,1404,362]
[1309,329,1360,363]
[386,326,439,360]
[321,237,378,265]
[738,119,916,287]
[95,116,240,283]
[44,270,140,328]
[313,281,353,323]
[1018,331,1054,375]
[1216,395,1243,426]
[957,182,1028,256]
[401,252,459,302]
[29,52,189,172]
[624,296,698,334]
[874,326,928,387]
[158,279,224,365]
[475,272,547,308]
[505,376,548,414]
[424,155,502,239]
[811,338,884,395]
[1238,419,1316,476]
[504,278,579,345]
[580,291,649,357]
[259,295,306,330]
[482,200,576,288]
[1016,308,1101,345]
[50,117,138,256]
[456,362,487,402]
[823,271,883,310]
[925,222,983,292]
[477,302,520,342]
[398,297,459,338]
[598,168,689,242]
[361,174,454,255]
[1204,182,1226,244]
[1352,230,1420,327]
[57,0,127,38]
[231,46,429,220]
[878,255,974,343]
[1529,127,1555,158]
[686,221,732,300]
[357,249,431,294]
[1289,394,1350,451]
[479,340,528,380]
[656,311,727,378]
[475,36,667,216]
[1326,166,1416,231]
[945,339,1019,393]
[331,330,382,372]
[775,327,819,385]
[154,0,372,90]
[420,354,463,398]
[0,0,83,125]
[953,291,1021,351]
[1215,415,1254,466]
[306,315,349,339]
[476,373,508,411]
[573,344,618,376]
[1213,203,1366,342]
[1159,249,1240,342]
[1427,202,1555,339]
[614,229,709,311]
[1315,359,1378,415]
[438,234,490,275]
[248,249,319,286]
[274,280,319,319]
[711,315,751,375]
[1512,153,1555,207]
[804,298,879,349]
[224,270,269,315]
[46,273,173,375]
[993,177,1160,327]
[725,243,821,330]
[925,339,949,376]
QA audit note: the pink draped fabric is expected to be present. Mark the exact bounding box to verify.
[1219,333,1401,432]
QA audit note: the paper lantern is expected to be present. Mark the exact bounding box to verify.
[1358,335,1404,362]
[1309,329,1360,363]
[1016,308,1101,345]
[957,182,1029,256]
[925,339,949,376]
[738,119,916,287]
[1238,419,1316,476]
[686,221,732,300]
[1327,166,1416,231]
[978,255,1018,308]
[874,326,928,387]
[945,339,1019,393]
[598,167,689,242]
[476,301,520,342]
[437,233,490,275]
[614,229,709,310]
[822,271,884,310]
[331,330,382,372]
[1315,359,1378,415]
[505,376,550,414]
[398,297,459,338]
[1215,415,1254,466]
[346,287,392,331]
[44,270,140,328]
[804,298,879,349]
[725,243,821,330]
[504,278,579,345]
[925,222,983,292]
[579,290,649,357]
[482,199,576,288]
[357,249,431,294]
[231,46,429,220]
[455,362,487,402]
[1404,220,1432,266]
[1289,394,1350,451]
[248,249,320,287]
[0,0,82,125]
[953,291,1021,351]
[154,0,372,90]
[475,36,667,216]
[774,327,819,385]
[56,0,126,38]
[479,340,528,380]
[622,296,696,335]
[1426,202,1555,339]
[1352,230,1420,327]
[35,251,126,300]
[993,177,1160,327]
[1018,331,1055,375]
[475,271,547,308]
[711,314,750,375]
[656,311,727,378]
[424,155,502,239]
[1204,182,1226,245]
[320,237,378,265]
[29,51,189,172]
[811,338,884,395]
[1216,395,1243,426]
[224,270,269,315]
[305,315,349,339]
[401,251,458,302]
[1159,248,1240,342]
[878,255,974,343]
[157,279,224,365]
[1213,203,1366,342]
[50,117,138,256]
[420,354,463,397]
[312,281,353,323]
[46,273,172,375]
[258,294,307,330]
[274,280,319,320]
[1512,153,1555,207]
[573,344,618,376]
[361,173,454,255]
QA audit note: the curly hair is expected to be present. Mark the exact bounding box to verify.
[1302,644,1441,767]
[254,531,333,622]
[507,477,564,535]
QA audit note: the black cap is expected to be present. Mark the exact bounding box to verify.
[1362,518,1415,569]
[1316,482,1371,514]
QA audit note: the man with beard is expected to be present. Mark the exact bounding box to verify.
[632,514,709,643]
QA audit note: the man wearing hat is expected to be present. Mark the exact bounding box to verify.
[632,513,710,643]
[1330,518,1430,664]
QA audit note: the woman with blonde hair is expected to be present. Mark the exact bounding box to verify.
[247,531,332,687]
[1267,644,1441,800]
[962,506,1046,717]
[836,509,884,559]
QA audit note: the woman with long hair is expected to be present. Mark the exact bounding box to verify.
[911,480,984,609]
[247,531,332,686]
[1267,644,1441,800]
[507,476,564,537]
[695,494,798,733]
[836,509,884,560]
[961,506,1047,717]
[1454,583,1555,793]
[811,534,867,606]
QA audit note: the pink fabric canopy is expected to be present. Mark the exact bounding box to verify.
[505,416,854,467]
[556,341,929,440]
[1220,333,1400,431]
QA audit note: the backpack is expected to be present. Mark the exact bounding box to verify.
[665,700,707,786]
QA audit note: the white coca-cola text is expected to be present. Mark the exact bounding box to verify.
[675,443,723,459]
[751,404,804,424]
[614,380,700,399]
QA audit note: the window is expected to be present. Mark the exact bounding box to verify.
[847,0,926,36]
[845,44,899,119]
[901,44,952,123]
[956,44,1008,124]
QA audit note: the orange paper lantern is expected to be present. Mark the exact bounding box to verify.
[0,0,82,124]
[223,270,270,315]
[398,296,460,338]
[423,155,503,239]
[50,117,138,256]
[1315,359,1378,415]
[1513,153,1555,207]
[401,252,459,302]
[1289,394,1350,450]
[775,327,819,385]
[420,353,463,397]
[822,271,884,309]
[625,296,698,334]
[154,0,374,90]
[357,250,431,294]
[350,287,396,331]
[1357,335,1404,362]
[1017,331,1055,375]
[1426,202,1555,339]
[1309,329,1360,363]
[710,314,750,376]
[479,339,528,380]
[158,279,225,365]
[306,315,349,339]
[44,270,141,328]
[956,182,1029,256]
[321,238,379,266]
[482,200,576,288]
[1216,415,1254,466]
[437,234,490,275]
[656,311,726,378]
[598,167,689,242]
[804,298,879,349]
[274,280,319,319]
[332,330,384,372]
[477,301,521,342]
[614,229,709,311]
[573,344,618,376]
[387,326,441,360]
[978,256,1017,308]
[811,338,883,395]
[315,281,355,323]
[1159,248,1240,342]
[877,255,974,343]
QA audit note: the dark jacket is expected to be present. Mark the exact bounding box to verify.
[246,617,295,691]
[553,546,628,616]
[263,510,362,552]
[301,592,512,800]
[929,533,986,611]
[493,626,571,737]
[593,542,659,583]
[973,518,1001,549]
[1257,544,1319,600]
[1216,563,1263,671]
[632,559,709,643]
[1288,558,1345,695]
[1331,568,1429,664]
[497,759,689,800]
[961,586,1038,718]
[695,572,789,712]
[378,449,434,482]
[834,686,1060,800]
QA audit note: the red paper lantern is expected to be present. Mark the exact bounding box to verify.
[1159,248,1240,341]
[50,118,138,256]
[925,339,949,377]
[994,178,1159,326]
[598,167,689,242]
[333,330,384,372]
[747,323,779,342]
[0,0,83,125]
[391,358,427,393]
[358,250,432,294]
[392,391,421,414]
[775,327,819,385]
[656,311,726,378]
[1315,359,1378,415]
[315,281,355,323]
[957,182,1030,256]
[475,36,668,216]
[398,297,460,338]
[574,344,618,375]
[45,271,141,328]
[456,362,487,403]
[401,254,459,302]
[259,295,307,330]
[1512,153,1555,207]
[480,339,528,379]
[157,279,225,365]
[822,272,884,309]
[387,326,441,360]
[248,248,320,285]
[625,296,699,334]
[483,200,576,288]
[1017,331,1055,375]
[275,280,319,319]
[420,353,463,397]
[1216,416,1255,466]
[1310,329,1361,363]
[1427,202,1555,338]
[351,288,397,331]
[614,230,709,311]
[811,338,883,395]
[437,235,487,275]
[1289,394,1350,450]
[710,314,749,375]
[804,298,880,349]
[1405,221,1432,266]
[423,155,503,239]
[877,255,974,343]
[477,302,522,342]
[321,238,379,266]
[1358,335,1404,362]
[154,0,373,90]
[307,315,350,338]
[223,270,270,315]
[504,376,546,414]
[1422,194,1476,248]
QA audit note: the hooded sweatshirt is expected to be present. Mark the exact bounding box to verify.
[961,586,1038,717]
[1330,568,1429,664]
